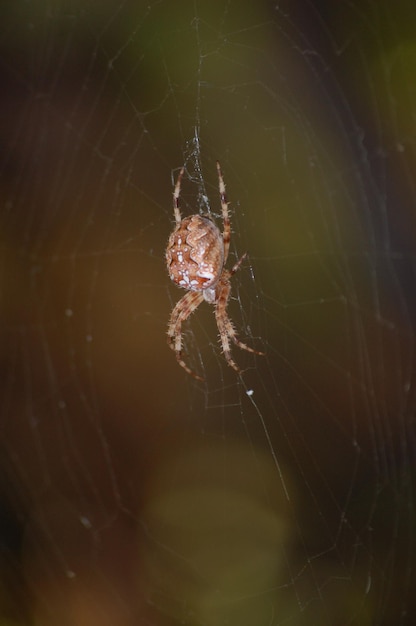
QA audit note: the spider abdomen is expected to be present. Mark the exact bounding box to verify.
[166,215,224,291]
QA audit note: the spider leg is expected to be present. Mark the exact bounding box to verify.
[229,251,248,276]
[225,318,265,356]
[173,166,185,225]
[215,272,265,372]
[167,290,205,381]
[214,278,241,371]
[227,256,265,353]
[216,161,231,265]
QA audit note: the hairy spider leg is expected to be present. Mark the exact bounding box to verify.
[214,253,265,371]
[167,289,205,381]
[216,161,231,265]
[173,166,185,225]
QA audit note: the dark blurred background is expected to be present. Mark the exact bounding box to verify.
[0,1,415,624]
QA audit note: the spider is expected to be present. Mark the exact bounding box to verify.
[166,161,264,381]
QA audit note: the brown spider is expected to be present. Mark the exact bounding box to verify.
[166,161,264,381]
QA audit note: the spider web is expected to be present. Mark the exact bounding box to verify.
[1,1,415,624]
